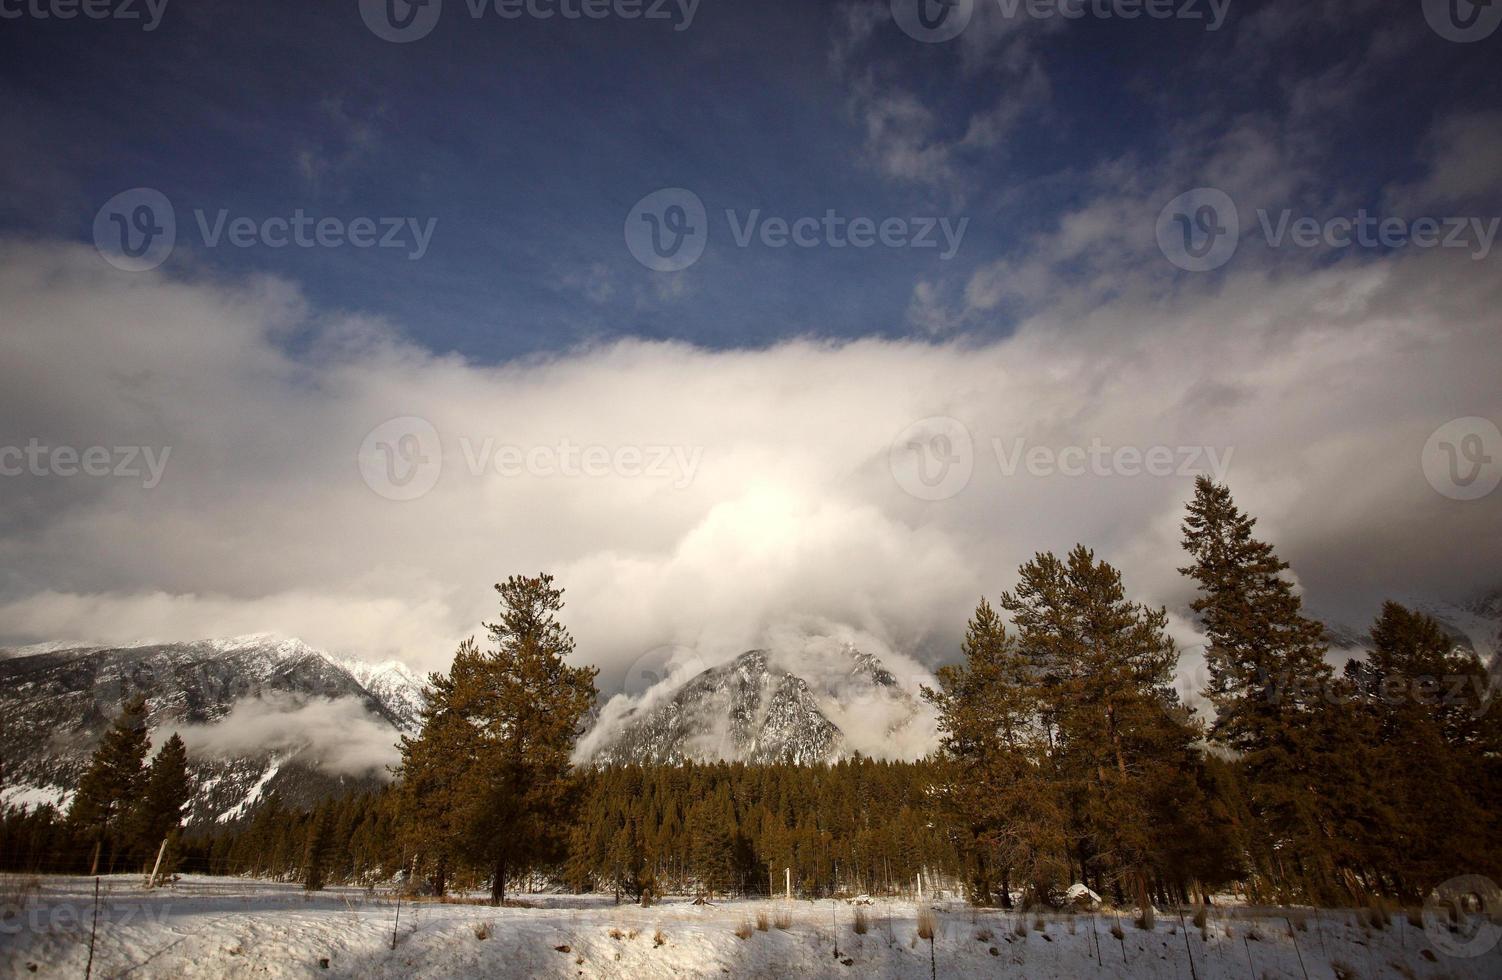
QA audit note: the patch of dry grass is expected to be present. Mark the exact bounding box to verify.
[853,908,869,935]
[917,908,936,941]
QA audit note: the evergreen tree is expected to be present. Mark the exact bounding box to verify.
[399,574,598,905]
[67,697,151,875]
[1345,602,1496,893]
[302,804,333,891]
[396,640,487,895]
[129,733,193,869]
[1002,546,1210,908]
[922,598,1065,906]
[1179,477,1346,901]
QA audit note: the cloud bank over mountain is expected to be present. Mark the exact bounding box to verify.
[1,226,1496,689]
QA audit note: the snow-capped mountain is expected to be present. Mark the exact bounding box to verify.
[579,647,933,766]
[0,634,428,824]
[1323,589,1502,664]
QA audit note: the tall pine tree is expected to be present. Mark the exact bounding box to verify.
[921,598,1065,906]
[1179,477,1346,901]
[68,697,151,875]
[129,733,193,870]
[399,574,598,904]
[1001,546,1210,908]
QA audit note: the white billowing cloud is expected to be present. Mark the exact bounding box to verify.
[172,693,402,777]
[0,227,1499,728]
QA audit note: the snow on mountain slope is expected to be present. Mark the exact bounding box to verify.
[579,646,935,766]
[1323,589,1502,664]
[0,634,428,824]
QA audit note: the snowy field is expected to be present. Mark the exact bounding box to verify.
[2,874,1500,979]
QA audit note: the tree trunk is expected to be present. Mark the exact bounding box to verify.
[491,857,506,906]
[89,836,102,877]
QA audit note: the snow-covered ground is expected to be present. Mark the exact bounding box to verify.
[2,874,1499,978]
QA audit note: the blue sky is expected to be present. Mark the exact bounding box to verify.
[3,0,1496,359]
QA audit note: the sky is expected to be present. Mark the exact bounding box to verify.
[1,0,1500,698]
